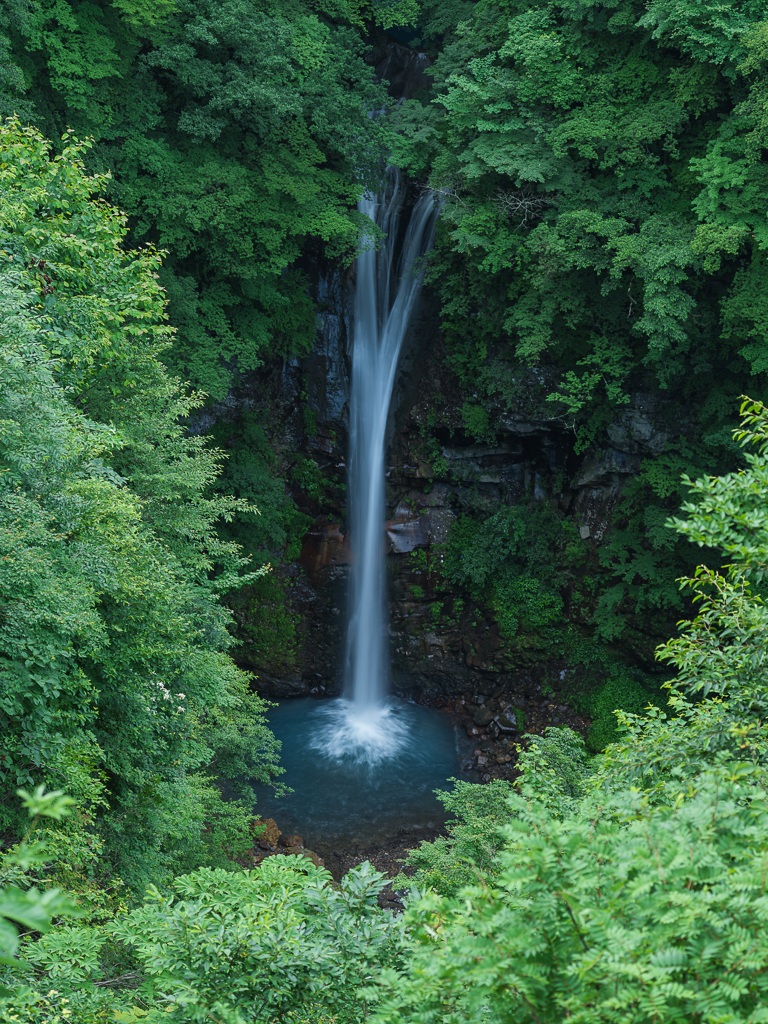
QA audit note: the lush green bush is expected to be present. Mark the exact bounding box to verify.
[206,412,312,564]
[379,764,768,1024]
[521,726,592,808]
[394,778,514,896]
[399,728,592,896]
[442,502,577,639]
[585,666,665,752]
[1,857,399,1023]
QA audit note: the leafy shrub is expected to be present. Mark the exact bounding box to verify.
[0,120,281,888]
[586,667,665,752]
[460,402,496,444]
[207,413,312,563]
[491,573,563,636]
[519,726,592,812]
[395,779,513,896]
[379,766,768,1024]
[443,502,575,638]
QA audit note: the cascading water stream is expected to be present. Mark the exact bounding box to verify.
[250,181,477,842]
[310,174,440,763]
[348,179,440,706]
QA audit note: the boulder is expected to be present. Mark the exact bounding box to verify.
[385,501,430,553]
[606,392,674,455]
[573,449,640,489]
[495,708,519,732]
[280,834,305,849]
[473,706,494,727]
[252,817,281,847]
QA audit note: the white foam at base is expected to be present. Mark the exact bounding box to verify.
[309,697,412,765]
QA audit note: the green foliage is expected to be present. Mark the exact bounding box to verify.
[491,573,563,637]
[378,764,768,1024]
[585,666,665,752]
[395,779,514,897]
[111,860,397,1022]
[0,120,281,890]
[517,726,592,811]
[291,454,326,499]
[0,0,394,399]
[459,401,495,444]
[230,571,301,671]
[2,859,399,1022]
[396,0,768,409]
[0,788,80,989]
[400,728,590,897]
[206,413,312,563]
[443,502,575,639]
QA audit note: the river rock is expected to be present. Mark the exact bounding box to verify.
[284,847,325,869]
[473,706,494,727]
[280,834,305,849]
[495,708,519,732]
[252,817,281,847]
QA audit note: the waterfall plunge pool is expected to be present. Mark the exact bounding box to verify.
[250,696,477,851]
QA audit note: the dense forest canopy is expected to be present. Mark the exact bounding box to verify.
[1,0,768,1019]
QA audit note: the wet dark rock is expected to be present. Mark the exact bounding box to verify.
[495,709,518,732]
[573,448,641,489]
[606,392,675,455]
[299,521,351,577]
[280,834,305,849]
[473,706,494,727]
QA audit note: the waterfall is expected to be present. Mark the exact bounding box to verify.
[309,175,440,763]
[346,176,440,709]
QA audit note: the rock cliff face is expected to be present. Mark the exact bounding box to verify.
[225,277,678,700]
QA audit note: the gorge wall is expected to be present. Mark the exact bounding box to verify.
[218,252,680,704]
